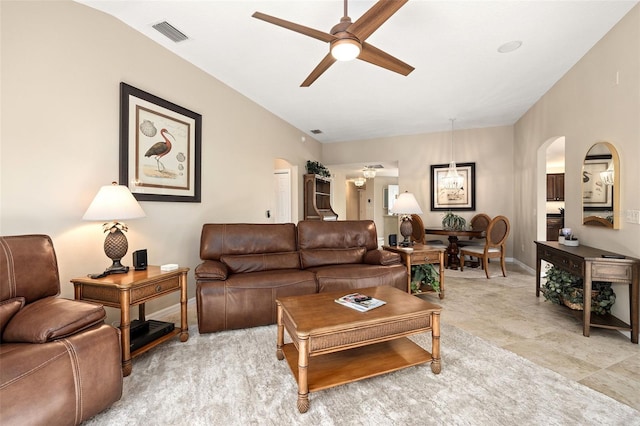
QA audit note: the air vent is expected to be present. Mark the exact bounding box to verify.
[366,164,384,169]
[152,21,188,43]
[310,129,323,134]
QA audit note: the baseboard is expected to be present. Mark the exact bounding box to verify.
[147,297,196,321]
[509,257,535,275]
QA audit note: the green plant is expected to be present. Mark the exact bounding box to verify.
[306,160,331,177]
[442,212,466,230]
[541,265,615,315]
[410,264,440,294]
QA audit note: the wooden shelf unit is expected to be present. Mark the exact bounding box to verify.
[304,174,337,220]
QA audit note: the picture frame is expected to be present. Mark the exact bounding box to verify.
[582,155,612,210]
[430,162,476,211]
[119,82,201,202]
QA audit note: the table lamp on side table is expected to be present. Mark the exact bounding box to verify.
[83,182,146,275]
[390,191,423,247]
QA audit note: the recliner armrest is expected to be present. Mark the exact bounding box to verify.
[364,249,401,266]
[195,260,228,280]
[3,297,105,343]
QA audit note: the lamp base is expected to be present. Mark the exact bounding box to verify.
[103,228,130,275]
[399,216,414,247]
[104,261,129,275]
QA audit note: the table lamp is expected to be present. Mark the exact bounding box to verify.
[83,182,146,274]
[390,191,423,247]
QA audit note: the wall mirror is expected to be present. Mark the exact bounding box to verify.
[582,142,620,229]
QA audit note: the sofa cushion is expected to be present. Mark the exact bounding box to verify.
[310,264,408,294]
[300,247,366,269]
[0,297,25,339]
[221,251,301,273]
[195,260,228,280]
[3,297,105,343]
[364,249,402,266]
[297,220,379,251]
[200,223,297,260]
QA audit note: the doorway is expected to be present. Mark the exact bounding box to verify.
[538,137,565,241]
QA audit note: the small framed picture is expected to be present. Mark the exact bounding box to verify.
[119,82,202,202]
[430,162,476,211]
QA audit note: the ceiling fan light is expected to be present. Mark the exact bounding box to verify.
[331,38,361,61]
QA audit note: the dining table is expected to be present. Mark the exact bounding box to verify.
[424,228,486,270]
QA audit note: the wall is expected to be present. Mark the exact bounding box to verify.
[0,1,321,320]
[514,4,640,325]
[322,126,515,257]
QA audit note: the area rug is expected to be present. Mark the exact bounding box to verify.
[85,323,639,426]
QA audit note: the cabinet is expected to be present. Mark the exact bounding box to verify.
[535,241,638,344]
[546,216,564,241]
[303,174,337,220]
[546,173,565,201]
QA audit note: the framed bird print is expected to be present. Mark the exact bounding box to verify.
[119,82,201,202]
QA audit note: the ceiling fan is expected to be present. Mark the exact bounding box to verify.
[252,0,415,87]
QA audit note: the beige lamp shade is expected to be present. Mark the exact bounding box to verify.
[390,192,423,215]
[83,182,146,221]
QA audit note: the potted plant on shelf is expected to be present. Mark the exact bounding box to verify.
[442,211,466,231]
[410,264,440,294]
[541,265,616,315]
[306,160,331,178]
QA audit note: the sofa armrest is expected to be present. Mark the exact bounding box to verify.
[195,260,228,280]
[364,249,402,266]
[3,297,105,343]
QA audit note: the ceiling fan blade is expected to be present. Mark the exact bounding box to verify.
[301,53,337,87]
[348,0,408,42]
[358,42,414,76]
[252,11,336,43]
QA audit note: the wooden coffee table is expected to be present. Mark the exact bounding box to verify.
[276,285,442,413]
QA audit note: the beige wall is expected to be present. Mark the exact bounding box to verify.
[323,126,515,257]
[514,4,640,326]
[0,1,321,320]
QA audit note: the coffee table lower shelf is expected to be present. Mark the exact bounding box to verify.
[281,337,433,393]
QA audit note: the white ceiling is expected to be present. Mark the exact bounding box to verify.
[78,0,636,145]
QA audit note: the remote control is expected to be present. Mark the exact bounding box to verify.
[88,272,107,279]
[354,296,372,302]
[601,254,625,259]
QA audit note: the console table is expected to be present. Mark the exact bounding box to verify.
[535,241,638,344]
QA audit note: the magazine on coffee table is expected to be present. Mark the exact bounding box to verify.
[335,292,386,312]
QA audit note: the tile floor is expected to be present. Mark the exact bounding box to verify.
[429,263,640,412]
[158,263,639,411]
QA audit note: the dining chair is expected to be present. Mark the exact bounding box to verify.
[410,214,426,243]
[410,214,446,247]
[460,215,510,278]
[458,213,491,265]
[464,213,491,245]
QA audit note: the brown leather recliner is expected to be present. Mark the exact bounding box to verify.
[0,235,122,425]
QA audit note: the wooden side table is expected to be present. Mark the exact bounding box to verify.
[383,244,445,298]
[71,266,190,376]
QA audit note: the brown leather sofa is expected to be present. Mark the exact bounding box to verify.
[0,235,123,425]
[195,220,406,333]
